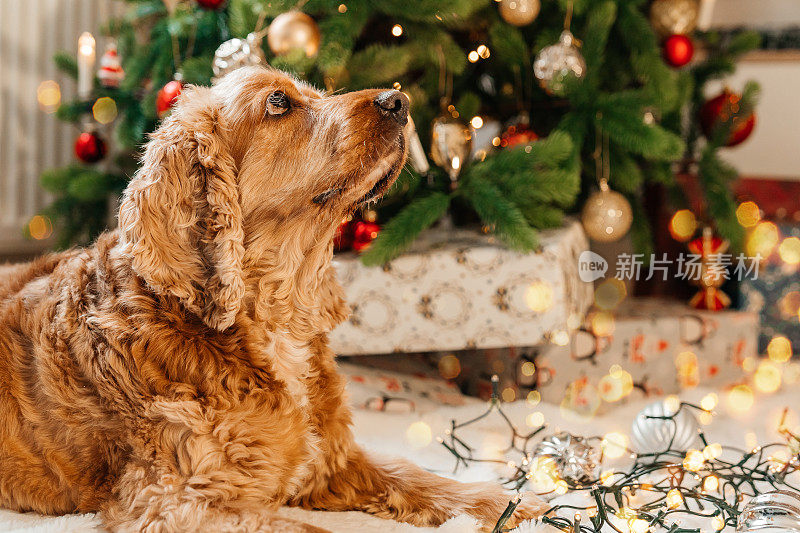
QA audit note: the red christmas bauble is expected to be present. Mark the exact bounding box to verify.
[699,90,757,147]
[156,80,184,117]
[352,221,380,253]
[74,132,107,163]
[334,219,354,252]
[662,34,694,67]
[195,0,226,9]
[499,123,539,148]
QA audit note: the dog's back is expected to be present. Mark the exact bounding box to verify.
[0,240,125,514]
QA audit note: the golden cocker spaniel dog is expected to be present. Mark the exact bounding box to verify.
[0,67,545,532]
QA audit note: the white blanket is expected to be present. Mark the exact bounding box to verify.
[0,387,793,532]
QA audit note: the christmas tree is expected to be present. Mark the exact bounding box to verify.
[43,0,759,265]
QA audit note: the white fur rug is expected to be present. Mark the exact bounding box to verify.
[0,386,794,532]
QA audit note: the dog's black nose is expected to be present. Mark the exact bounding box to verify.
[374,90,409,126]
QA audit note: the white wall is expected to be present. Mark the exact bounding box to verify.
[708,0,800,28]
[709,56,800,180]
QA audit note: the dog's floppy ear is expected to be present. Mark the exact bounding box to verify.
[118,87,245,331]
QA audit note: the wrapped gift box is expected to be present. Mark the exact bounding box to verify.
[329,219,593,356]
[528,298,759,412]
[366,298,760,408]
[739,224,800,354]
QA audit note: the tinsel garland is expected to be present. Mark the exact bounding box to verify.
[440,377,800,533]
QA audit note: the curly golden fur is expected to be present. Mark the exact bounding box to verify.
[0,67,546,532]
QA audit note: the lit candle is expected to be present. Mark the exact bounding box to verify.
[77,32,96,99]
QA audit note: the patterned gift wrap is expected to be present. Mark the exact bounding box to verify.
[739,223,800,354]
[525,298,760,413]
[329,220,593,356]
[350,298,760,411]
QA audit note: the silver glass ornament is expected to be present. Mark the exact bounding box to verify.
[631,400,699,455]
[737,490,800,532]
[213,32,266,78]
[533,30,586,96]
[533,432,600,484]
[430,113,471,187]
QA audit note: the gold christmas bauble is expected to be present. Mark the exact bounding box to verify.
[533,30,586,96]
[649,0,700,37]
[581,185,633,242]
[430,113,472,185]
[267,11,321,58]
[499,0,541,27]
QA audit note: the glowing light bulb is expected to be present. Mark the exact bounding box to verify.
[666,488,683,509]
[391,24,403,37]
[683,449,705,472]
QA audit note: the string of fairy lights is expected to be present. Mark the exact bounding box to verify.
[438,377,800,533]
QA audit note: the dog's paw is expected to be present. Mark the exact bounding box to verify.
[474,490,548,532]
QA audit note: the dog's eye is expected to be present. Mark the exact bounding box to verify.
[266,91,291,116]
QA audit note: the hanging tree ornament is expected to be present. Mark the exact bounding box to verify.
[687,227,731,311]
[352,220,381,253]
[649,0,700,37]
[498,0,540,27]
[97,41,124,88]
[631,400,700,455]
[534,30,586,96]
[195,0,226,9]
[532,432,601,484]
[267,11,321,58]
[662,34,694,68]
[213,32,266,78]
[700,89,757,147]
[156,80,184,118]
[74,131,107,164]
[581,129,633,243]
[430,111,471,189]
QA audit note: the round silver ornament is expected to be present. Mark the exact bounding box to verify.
[630,400,699,455]
[737,490,800,532]
[533,432,600,484]
[213,32,266,78]
[430,113,471,186]
[533,30,586,96]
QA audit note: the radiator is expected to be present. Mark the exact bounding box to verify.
[0,0,123,254]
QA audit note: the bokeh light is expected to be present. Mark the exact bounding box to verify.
[746,221,779,259]
[526,390,541,407]
[391,24,403,37]
[666,488,683,509]
[594,278,627,310]
[337,3,347,13]
[438,354,461,379]
[468,51,479,62]
[470,116,484,129]
[525,280,553,312]
[590,311,616,337]
[779,292,800,320]
[92,97,118,124]
[767,336,792,363]
[703,474,719,492]
[37,80,61,112]
[736,201,761,228]
[501,387,516,402]
[27,215,53,240]
[520,361,536,377]
[476,44,490,59]
[602,432,628,459]
[669,209,697,241]
[779,236,800,265]
[526,411,545,427]
[703,443,722,460]
[754,361,782,393]
[405,421,432,448]
[727,384,754,413]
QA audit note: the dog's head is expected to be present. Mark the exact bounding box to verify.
[118,67,409,331]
